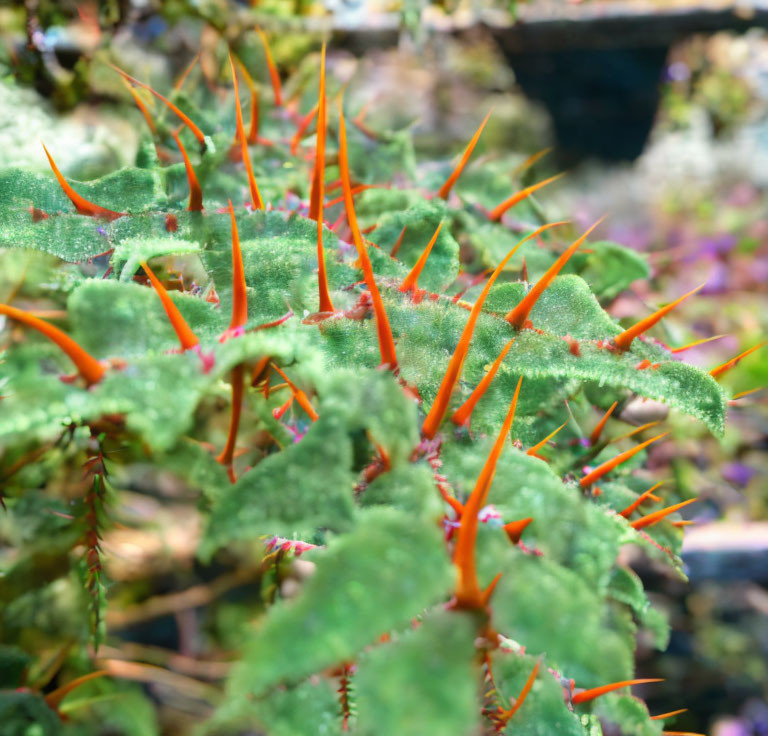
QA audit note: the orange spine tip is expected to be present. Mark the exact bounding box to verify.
[0,303,106,385]
[171,130,203,211]
[527,421,568,457]
[710,340,767,378]
[452,340,515,427]
[454,377,522,608]
[338,100,397,369]
[618,481,665,518]
[110,64,206,148]
[732,386,764,400]
[610,421,662,444]
[141,261,200,351]
[257,28,283,106]
[670,334,725,353]
[499,660,540,722]
[41,142,124,220]
[614,283,705,351]
[437,109,492,200]
[314,44,334,313]
[580,432,669,488]
[589,400,618,445]
[480,571,503,607]
[174,52,200,91]
[390,225,407,258]
[216,364,245,483]
[423,220,567,439]
[630,497,698,530]
[271,363,319,422]
[504,517,533,544]
[506,217,603,329]
[572,679,663,705]
[122,78,157,135]
[651,709,689,721]
[232,54,260,144]
[227,200,248,329]
[512,146,553,176]
[399,221,444,292]
[229,54,264,210]
[489,172,564,222]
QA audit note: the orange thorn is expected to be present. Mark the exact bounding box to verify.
[670,334,725,353]
[390,225,407,258]
[732,386,764,400]
[423,221,567,439]
[497,660,541,722]
[619,481,665,518]
[229,53,264,210]
[589,401,618,445]
[672,520,695,528]
[399,222,444,292]
[121,78,157,135]
[480,571,503,607]
[41,142,124,220]
[506,218,604,329]
[451,340,515,427]
[44,670,110,710]
[710,340,767,378]
[609,421,662,444]
[504,517,533,544]
[313,44,334,313]
[630,497,698,530]
[437,109,492,200]
[0,303,106,385]
[512,146,553,176]
[338,98,397,370]
[324,184,381,209]
[231,53,260,144]
[580,432,669,488]
[572,679,662,705]
[257,28,283,106]
[527,421,568,457]
[291,104,318,156]
[171,129,203,211]
[271,363,319,421]
[614,284,705,351]
[662,732,707,736]
[109,64,206,148]
[140,261,200,351]
[489,172,564,222]
[651,709,689,721]
[174,52,200,91]
[216,364,244,483]
[454,377,522,609]
[227,200,248,329]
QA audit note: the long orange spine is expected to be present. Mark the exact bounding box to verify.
[390,225,407,258]
[0,303,106,385]
[232,54,260,144]
[171,130,203,211]
[216,363,244,483]
[399,222,444,292]
[670,334,725,353]
[651,709,688,721]
[122,79,157,135]
[661,732,706,736]
[572,679,662,705]
[41,143,124,220]
[291,104,318,156]
[489,173,564,222]
[453,377,522,609]
[512,146,552,176]
[338,100,398,369]
[497,660,540,723]
[589,401,618,445]
[140,261,199,351]
[631,497,698,530]
[451,339,515,427]
[173,52,200,91]
[44,670,110,710]
[257,28,283,106]
[313,44,334,313]
[710,339,766,378]
[227,200,248,329]
[619,481,665,518]
[109,65,206,148]
[527,421,568,457]
[580,432,668,488]
[422,221,567,439]
[271,363,319,421]
[230,54,264,210]
[614,284,705,351]
[610,421,662,444]
[506,218,603,329]
[436,109,492,200]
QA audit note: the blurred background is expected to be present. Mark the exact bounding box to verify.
[0,1,766,734]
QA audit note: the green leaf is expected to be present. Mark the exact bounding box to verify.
[0,691,60,736]
[112,236,200,281]
[593,694,662,736]
[355,611,481,736]
[226,509,454,697]
[576,241,651,302]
